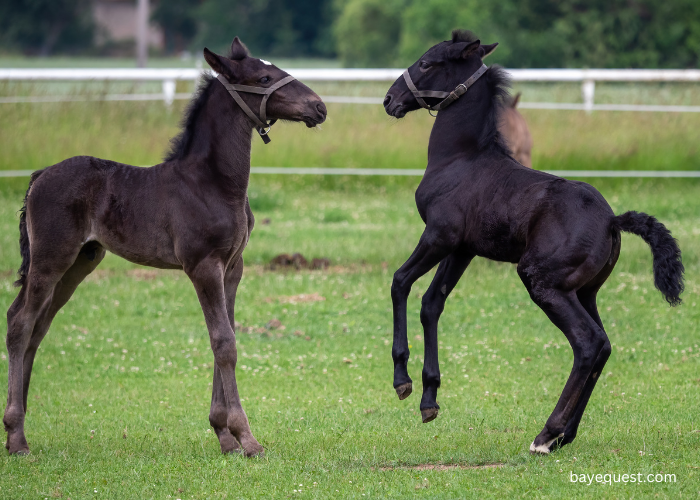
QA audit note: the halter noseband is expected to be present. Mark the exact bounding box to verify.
[403,64,488,116]
[216,73,296,144]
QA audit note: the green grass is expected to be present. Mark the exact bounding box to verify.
[0,75,699,497]
[0,176,698,498]
[1,82,700,173]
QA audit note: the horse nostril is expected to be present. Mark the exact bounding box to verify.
[316,102,327,116]
[383,95,392,107]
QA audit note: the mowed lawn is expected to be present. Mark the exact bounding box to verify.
[0,176,698,499]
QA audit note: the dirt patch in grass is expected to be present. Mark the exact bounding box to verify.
[377,463,505,471]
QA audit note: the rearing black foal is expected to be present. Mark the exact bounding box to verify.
[384,30,683,454]
[4,38,326,457]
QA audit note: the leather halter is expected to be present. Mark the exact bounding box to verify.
[216,73,296,144]
[403,64,488,116]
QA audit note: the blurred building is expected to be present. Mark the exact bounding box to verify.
[92,0,163,51]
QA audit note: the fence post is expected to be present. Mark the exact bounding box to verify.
[582,79,595,113]
[162,79,176,106]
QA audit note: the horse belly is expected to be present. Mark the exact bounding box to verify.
[470,219,524,263]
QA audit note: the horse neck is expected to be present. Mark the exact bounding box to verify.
[427,87,493,168]
[179,83,255,193]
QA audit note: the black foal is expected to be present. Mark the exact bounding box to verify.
[4,38,326,457]
[383,30,683,454]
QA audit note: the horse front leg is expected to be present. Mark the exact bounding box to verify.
[208,257,245,454]
[418,252,473,423]
[188,258,263,457]
[391,234,453,400]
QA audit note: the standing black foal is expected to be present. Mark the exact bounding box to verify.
[4,38,326,457]
[383,30,683,454]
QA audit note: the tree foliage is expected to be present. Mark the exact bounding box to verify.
[0,0,698,66]
[194,0,335,58]
[334,0,403,67]
[334,0,700,68]
[151,0,198,54]
[0,0,94,56]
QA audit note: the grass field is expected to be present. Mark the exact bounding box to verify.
[2,80,700,173]
[0,79,699,498]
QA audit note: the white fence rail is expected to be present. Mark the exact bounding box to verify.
[1,68,700,110]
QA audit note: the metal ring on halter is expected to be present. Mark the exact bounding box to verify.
[259,125,272,136]
[428,109,438,118]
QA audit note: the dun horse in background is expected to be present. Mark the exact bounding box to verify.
[500,93,533,168]
[384,30,683,454]
[4,38,326,457]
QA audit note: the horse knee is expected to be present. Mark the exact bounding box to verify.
[573,329,609,369]
[592,339,612,371]
[391,272,411,302]
[211,334,237,367]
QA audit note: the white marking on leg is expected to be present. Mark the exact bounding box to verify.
[529,433,564,454]
[440,284,447,295]
[592,372,598,379]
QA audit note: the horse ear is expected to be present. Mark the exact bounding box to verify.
[230,37,249,60]
[447,39,481,60]
[203,47,240,80]
[511,92,521,108]
[203,48,226,74]
[480,42,498,59]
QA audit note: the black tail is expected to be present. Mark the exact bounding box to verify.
[613,211,684,306]
[15,169,45,287]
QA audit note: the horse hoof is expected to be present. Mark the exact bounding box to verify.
[244,446,264,458]
[395,383,412,400]
[9,448,30,456]
[421,407,439,423]
[529,434,564,455]
[529,441,550,455]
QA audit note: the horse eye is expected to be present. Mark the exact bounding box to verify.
[259,76,270,84]
[420,62,431,72]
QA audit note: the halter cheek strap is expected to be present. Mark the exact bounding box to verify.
[216,73,296,144]
[403,63,488,115]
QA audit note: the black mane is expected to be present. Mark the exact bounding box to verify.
[451,29,479,44]
[480,64,512,154]
[164,73,216,162]
[447,30,511,153]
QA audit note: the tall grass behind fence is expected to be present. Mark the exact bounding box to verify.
[1,81,700,173]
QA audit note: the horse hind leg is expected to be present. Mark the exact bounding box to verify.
[548,286,611,451]
[4,241,99,455]
[5,272,64,454]
[517,256,610,455]
[548,256,619,451]
[21,245,106,413]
